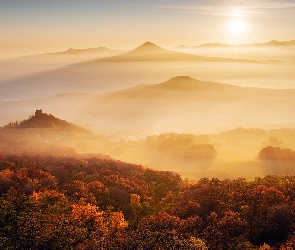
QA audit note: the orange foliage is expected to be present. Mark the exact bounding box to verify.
[1,153,295,249]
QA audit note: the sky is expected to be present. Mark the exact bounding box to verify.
[1,0,295,58]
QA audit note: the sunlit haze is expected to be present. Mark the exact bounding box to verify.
[2,2,295,247]
[1,0,295,58]
[1,0,295,181]
[230,20,246,33]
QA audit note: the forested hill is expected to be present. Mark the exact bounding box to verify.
[3,110,90,133]
[1,153,295,249]
[0,110,102,156]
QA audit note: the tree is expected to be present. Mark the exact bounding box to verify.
[130,194,142,229]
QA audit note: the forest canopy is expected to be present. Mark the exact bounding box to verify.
[1,153,295,249]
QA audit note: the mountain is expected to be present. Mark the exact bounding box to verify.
[264,40,286,46]
[106,76,233,98]
[198,43,229,48]
[2,76,294,135]
[0,47,125,83]
[0,42,262,100]
[98,42,257,62]
[84,76,295,133]
[282,40,295,46]
[3,109,93,134]
[174,40,295,49]
[48,47,119,55]
[173,40,295,62]
[197,40,291,48]
[174,45,191,49]
[125,42,166,55]
[146,75,226,90]
[0,109,111,156]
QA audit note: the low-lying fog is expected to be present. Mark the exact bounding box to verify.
[1,43,295,180]
[172,46,295,62]
[0,48,125,83]
[0,61,295,101]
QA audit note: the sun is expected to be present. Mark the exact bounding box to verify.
[230,20,245,34]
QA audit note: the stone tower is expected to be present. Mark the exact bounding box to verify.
[35,109,43,117]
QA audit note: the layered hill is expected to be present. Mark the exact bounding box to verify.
[89,76,295,131]
[2,76,295,135]
[198,40,291,48]
[192,40,295,49]
[0,110,105,155]
[98,42,256,63]
[0,46,124,83]
[1,105,295,179]
[173,40,295,62]
[3,109,91,132]
[49,46,120,55]
[0,42,264,100]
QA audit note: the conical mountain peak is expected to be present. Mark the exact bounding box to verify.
[167,76,197,82]
[137,41,162,48]
[128,42,167,55]
[158,76,199,89]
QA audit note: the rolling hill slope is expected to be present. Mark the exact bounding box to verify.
[1,76,295,135]
[0,42,261,100]
[0,47,124,83]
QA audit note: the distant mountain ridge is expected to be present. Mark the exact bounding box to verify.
[0,41,260,100]
[46,47,121,56]
[12,47,124,59]
[0,46,125,84]
[199,40,289,48]
[95,41,258,63]
[1,76,295,134]
[176,39,295,49]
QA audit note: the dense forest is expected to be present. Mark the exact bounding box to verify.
[2,112,295,249]
[1,153,295,249]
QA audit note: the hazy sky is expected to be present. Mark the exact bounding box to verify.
[1,0,295,58]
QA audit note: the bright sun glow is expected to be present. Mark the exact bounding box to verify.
[230,20,245,34]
